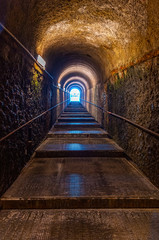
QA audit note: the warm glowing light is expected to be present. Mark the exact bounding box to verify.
[58,83,61,88]
[37,55,46,69]
[70,88,80,102]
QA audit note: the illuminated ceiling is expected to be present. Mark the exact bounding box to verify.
[1,0,159,81]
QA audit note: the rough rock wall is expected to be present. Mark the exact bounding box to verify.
[86,84,102,125]
[107,56,159,187]
[0,32,55,196]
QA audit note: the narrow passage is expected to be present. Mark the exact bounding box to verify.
[1,102,159,239]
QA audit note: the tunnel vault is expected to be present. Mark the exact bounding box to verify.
[1,0,159,80]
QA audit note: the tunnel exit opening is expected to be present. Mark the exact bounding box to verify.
[70,88,80,102]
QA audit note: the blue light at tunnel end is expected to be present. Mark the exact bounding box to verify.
[70,88,80,102]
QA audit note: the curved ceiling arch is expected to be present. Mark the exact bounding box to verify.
[60,72,92,88]
[58,64,99,89]
[68,85,84,95]
[1,0,158,79]
[66,82,85,94]
[63,77,88,91]
[44,47,104,80]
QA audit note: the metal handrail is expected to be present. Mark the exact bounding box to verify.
[0,99,70,143]
[81,99,159,140]
[0,23,68,94]
[82,99,103,110]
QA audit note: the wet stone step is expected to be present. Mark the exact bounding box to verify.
[54,122,101,129]
[2,198,159,209]
[58,117,96,122]
[64,110,87,112]
[64,106,87,110]
[35,138,124,157]
[62,111,90,114]
[60,114,92,117]
[0,209,159,239]
[47,128,109,138]
[1,157,159,209]
[65,107,85,109]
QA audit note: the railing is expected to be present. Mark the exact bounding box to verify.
[0,99,69,143]
[0,94,69,196]
[0,22,68,93]
[81,99,159,140]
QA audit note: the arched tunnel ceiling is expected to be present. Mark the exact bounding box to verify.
[67,82,85,94]
[1,0,159,79]
[63,77,89,90]
[58,64,99,88]
[44,50,104,86]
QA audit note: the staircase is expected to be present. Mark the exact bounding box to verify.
[0,102,159,239]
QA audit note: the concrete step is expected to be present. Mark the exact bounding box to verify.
[61,114,92,117]
[35,138,124,158]
[61,112,91,117]
[47,128,109,138]
[1,157,159,209]
[54,122,101,128]
[58,117,96,122]
[64,107,87,110]
[0,209,159,239]
[65,107,85,109]
[65,105,85,108]
[62,111,90,113]
[68,102,83,104]
[64,109,87,112]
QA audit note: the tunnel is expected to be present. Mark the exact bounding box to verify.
[0,0,159,238]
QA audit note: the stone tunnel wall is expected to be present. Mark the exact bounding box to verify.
[106,56,159,187]
[86,83,106,126]
[0,31,60,196]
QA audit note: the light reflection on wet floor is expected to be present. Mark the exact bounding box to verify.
[51,130,106,134]
[1,102,159,239]
[43,143,117,151]
[68,174,84,197]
